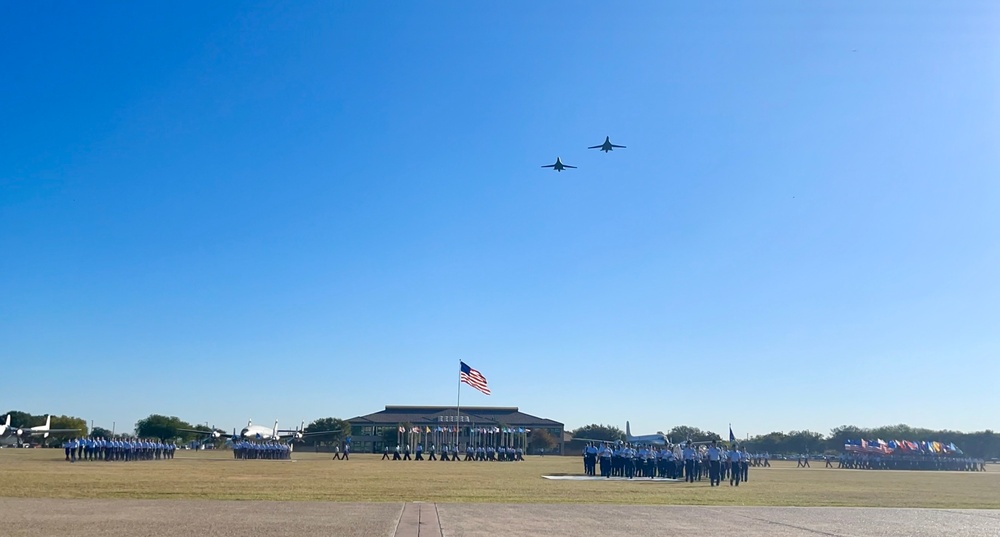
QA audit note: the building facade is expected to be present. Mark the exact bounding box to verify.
[347,406,565,455]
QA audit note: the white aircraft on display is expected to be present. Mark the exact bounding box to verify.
[181,420,325,442]
[623,421,671,446]
[0,414,81,446]
[573,421,672,446]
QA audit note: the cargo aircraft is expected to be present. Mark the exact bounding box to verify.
[0,414,81,446]
[572,421,670,446]
[180,420,326,442]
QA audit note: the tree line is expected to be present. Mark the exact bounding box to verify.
[10,410,997,458]
[2,411,352,446]
[747,425,1000,459]
[568,423,1000,459]
[132,415,351,443]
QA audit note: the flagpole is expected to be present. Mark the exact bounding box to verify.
[456,360,462,448]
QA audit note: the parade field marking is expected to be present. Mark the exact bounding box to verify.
[2,450,998,508]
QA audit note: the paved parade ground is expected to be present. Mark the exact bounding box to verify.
[4,498,1000,537]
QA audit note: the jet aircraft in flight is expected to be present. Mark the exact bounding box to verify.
[588,136,626,152]
[541,157,576,172]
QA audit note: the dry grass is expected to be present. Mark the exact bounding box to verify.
[2,449,998,508]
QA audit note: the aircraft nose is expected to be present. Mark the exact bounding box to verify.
[240,428,249,437]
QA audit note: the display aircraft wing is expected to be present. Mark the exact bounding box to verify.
[177,428,229,439]
[276,422,341,440]
[19,416,81,436]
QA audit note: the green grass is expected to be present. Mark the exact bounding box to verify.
[2,449,998,508]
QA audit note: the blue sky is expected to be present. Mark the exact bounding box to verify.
[2,1,998,438]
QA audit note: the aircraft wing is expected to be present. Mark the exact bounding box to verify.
[587,145,603,149]
[571,437,621,444]
[176,428,227,437]
[541,164,556,168]
[611,144,626,148]
[564,164,577,168]
[276,430,338,438]
[29,428,80,434]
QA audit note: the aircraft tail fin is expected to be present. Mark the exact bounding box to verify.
[4,414,9,427]
[45,415,51,429]
[626,421,632,438]
[273,420,279,438]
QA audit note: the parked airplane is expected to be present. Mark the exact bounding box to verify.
[588,136,626,153]
[573,421,671,446]
[182,420,326,442]
[0,414,80,446]
[623,421,670,445]
[541,157,576,172]
[176,425,230,440]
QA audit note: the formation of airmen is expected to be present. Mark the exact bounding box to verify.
[582,440,752,486]
[381,443,525,461]
[61,437,175,462]
[834,453,987,471]
[232,440,292,460]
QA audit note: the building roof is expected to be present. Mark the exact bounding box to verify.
[347,406,563,428]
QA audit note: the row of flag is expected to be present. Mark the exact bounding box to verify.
[397,426,529,434]
[844,439,963,455]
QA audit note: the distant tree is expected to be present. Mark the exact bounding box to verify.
[826,425,866,452]
[135,414,196,441]
[48,415,87,438]
[668,426,720,443]
[529,429,557,452]
[570,424,625,443]
[304,418,351,446]
[746,432,789,453]
[382,425,403,450]
[785,430,825,454]
[91,427,114,439]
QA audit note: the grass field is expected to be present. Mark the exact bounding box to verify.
[2,449,998,508]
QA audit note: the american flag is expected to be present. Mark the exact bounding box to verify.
[460,361,491,395]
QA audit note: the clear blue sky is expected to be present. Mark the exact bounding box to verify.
[2,1,998,438]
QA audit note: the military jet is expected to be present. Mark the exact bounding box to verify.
[588,136,626,153]
[541,157,576,172]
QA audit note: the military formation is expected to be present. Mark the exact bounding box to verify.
[581,440,753,486]
[381,443,524,461]
[232,440,292,460]
[834,453,987,471]
[61,437,176,462]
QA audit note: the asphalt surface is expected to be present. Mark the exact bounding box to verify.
[3,499,999,537]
